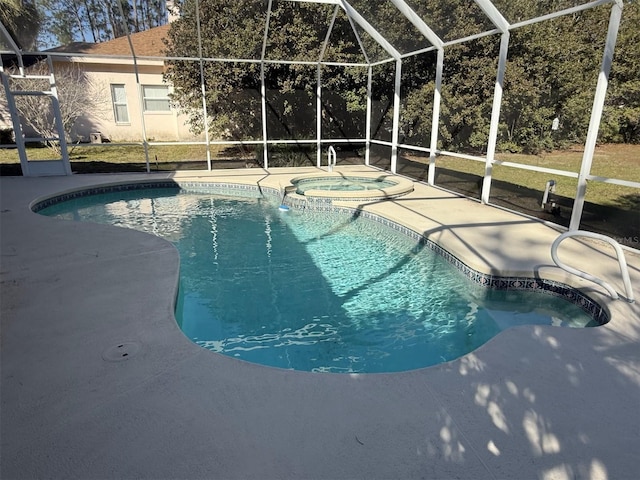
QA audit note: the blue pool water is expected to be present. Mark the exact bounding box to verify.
[293,176,396,194]
[39,187,602,373]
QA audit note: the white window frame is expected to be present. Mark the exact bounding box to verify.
[142,85,171,113]
[110,84,130,124]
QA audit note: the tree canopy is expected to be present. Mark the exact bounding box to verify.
[34,0,169,48]
[0,0,41,49]
[161,0,639,153]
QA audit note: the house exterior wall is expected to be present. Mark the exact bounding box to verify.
[56,58,202,143]
[0,94,12,131]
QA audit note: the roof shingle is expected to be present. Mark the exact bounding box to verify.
[48,24,170,57]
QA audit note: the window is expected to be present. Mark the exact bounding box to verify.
[110,84,129,124]
[142,85,171,112]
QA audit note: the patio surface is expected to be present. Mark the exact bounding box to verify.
[1,166,639,480]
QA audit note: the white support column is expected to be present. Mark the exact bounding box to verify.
[390,59,402,173]
[0,71,29,173]
[317,7,338,168]
[47,56,71,175]
[570,2,622,231]
[365,65,372,166]
[316,65,322,167]
[428,48,444,185]
[261,0,273,169]
[0,22,24,74]
[117,0,149,172]
[481,31,510,204]
[195,0,211,170]
[0,26,27,171]
[137,82,150,172]
[261,65,269,169]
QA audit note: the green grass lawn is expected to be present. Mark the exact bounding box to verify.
[0,142,259,174]
[0,143,238,163]
[1,142,638,208]
[407,143,640,208]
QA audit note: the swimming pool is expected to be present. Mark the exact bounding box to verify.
[37,183,607,373]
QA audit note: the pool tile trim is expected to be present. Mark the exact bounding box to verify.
[32,180,609,325]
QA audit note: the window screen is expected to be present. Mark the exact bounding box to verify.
[142,85,171,112]
[110,84,129,123]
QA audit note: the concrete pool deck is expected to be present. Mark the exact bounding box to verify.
[1,166,639,480]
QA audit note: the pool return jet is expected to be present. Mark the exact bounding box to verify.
[278,183,296,212]
[278,187,291,211]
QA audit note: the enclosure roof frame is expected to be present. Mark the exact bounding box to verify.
[338,0,401,61]
[0,0,624,67]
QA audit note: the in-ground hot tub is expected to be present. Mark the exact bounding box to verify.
[289,173,414,200]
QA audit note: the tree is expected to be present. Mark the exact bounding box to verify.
[602,0,640,143]
[0,0,41,50]
[164,0,360,142]
[12,61,108,153]
[164,0,638,154]
[400,0,639,153]
[37,0,168,48]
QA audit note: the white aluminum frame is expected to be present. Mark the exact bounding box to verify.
[570,1,623,230]
[0,0,634,239]
[195,0,213,170]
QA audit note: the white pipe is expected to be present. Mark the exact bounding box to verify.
[551,230,635,303]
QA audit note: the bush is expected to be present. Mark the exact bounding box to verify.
[497,141,523,154]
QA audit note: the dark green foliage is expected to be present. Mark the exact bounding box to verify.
[0,0,41,49]
[163,0,639,151]
[602,0,640,143]
[164,0,363,140]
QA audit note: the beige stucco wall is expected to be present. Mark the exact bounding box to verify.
[56,58,203,143]
[0,94,12,131]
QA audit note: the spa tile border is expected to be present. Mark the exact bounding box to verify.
[32,180,609,326]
